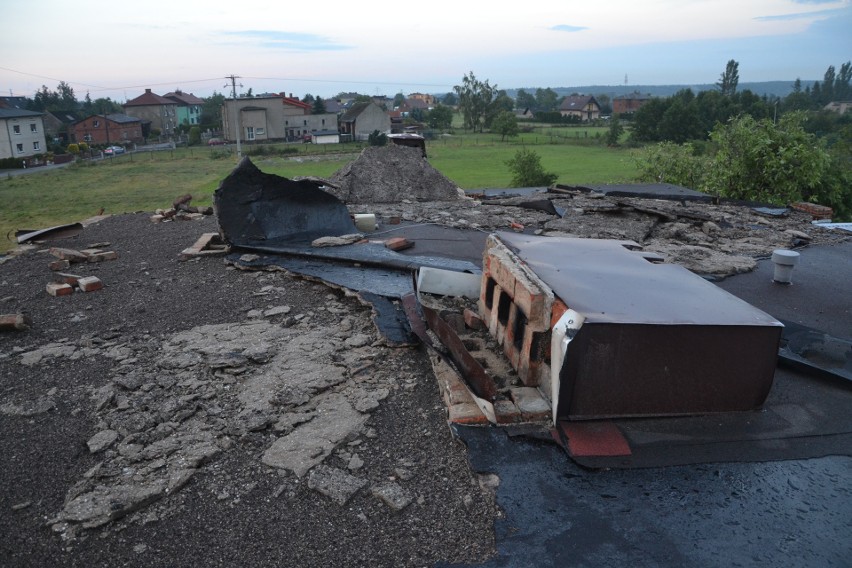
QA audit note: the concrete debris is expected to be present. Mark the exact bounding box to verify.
[307,465,367,505]
[371,481,412,512]
[4,306,405,536]
[311,234,364,247]
[327,145,465,204]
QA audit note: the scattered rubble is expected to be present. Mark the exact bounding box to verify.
[151,194,214,223]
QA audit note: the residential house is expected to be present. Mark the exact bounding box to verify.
[613,93,652,114]
[559,96,601,121]
[123,89,179,137]
[0,96,30,110]
[824,101,852,114]
[70,114,144,146]
[324,99,344,113]
[0,108,45,160]
[408,92,435,106]
[339,102,391,141]
[42,110,81,145]
[221,95,337,142]
[163,91,205,128]
[514,108,534,120]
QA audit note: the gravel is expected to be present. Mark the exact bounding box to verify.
[0,213,497,568]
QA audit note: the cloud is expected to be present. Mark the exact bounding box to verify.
[220,30,351,51]
[755,7,846,21]
[550,24,588,33]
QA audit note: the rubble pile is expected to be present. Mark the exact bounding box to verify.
[348,191,847,278]
[30,297,416,538]
[327,145,464,204]
[151,194,214,223]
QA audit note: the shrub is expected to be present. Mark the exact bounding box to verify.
[633,142,708,189]
[505,148,558,187]
[67,143,80,155]
[368,130,388,147]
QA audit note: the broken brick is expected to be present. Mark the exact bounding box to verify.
[54,273,83,286]
[511,387,551,422]
[48,259,71,271]
[494,399,522,424]
[463,308,485,330]
[447,402,489,425]
[384,237,414,251]
[46,283,73,297]
[0,314,31,331]
[48,247,88,263]
[77,276,104,292]
[87,251,118,263]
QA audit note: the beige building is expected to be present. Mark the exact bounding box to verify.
[221,96,337,142]
[339,102,391,141]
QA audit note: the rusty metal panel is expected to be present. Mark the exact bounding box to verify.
[494,232,783,420]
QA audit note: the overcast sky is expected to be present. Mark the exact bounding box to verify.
[2,0,850,102]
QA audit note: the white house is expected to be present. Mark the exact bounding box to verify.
[1,108,46,161]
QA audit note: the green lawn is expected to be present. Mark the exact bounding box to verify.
[1,139,641,252]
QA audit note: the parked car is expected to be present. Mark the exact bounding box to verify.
[207,138,224,146]
[103,145,125,156]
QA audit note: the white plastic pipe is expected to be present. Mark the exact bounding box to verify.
[771,249,800,284]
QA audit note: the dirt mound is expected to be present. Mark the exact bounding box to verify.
[327,145,464,204]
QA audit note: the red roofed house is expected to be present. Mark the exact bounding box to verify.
[123,89,178,137]
[163,91,205,127]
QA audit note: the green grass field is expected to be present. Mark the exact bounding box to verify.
[1,138,640,252]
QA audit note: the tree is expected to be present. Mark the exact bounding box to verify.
[201,92,225,129]
[596,94,613,115]
[426,105,453,130]
[485,91,514,128]
[605,114,624,146]
[821,66,836,104]
[491,111,519,141]
[441,92,457,106]
[835,61,851,101]
[535,88,559,111]
[302,93,315,104]
[515,89,536,111]
[368,130,388,146]
[634,141,708,189]
[505,148,558,187]
[188,126,201,146]
[393,92,406,108]
[717,59,740,96]
[453,71,497,132]
[312,97,327,114]
[705,113,830,204]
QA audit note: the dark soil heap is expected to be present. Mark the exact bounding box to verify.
[327,145,463,204]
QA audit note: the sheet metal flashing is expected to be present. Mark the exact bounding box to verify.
[492,232,783,420]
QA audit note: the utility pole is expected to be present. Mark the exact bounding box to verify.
[226,74,242,158]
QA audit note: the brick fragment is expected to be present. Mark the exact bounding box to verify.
[150,214,165,223]
[87,251,118,263]
[463,308,485,330]
[48,259,71,271]
[54,273,83,286]
[48,247,88,263]
[448,402,489,425]
[0,314,31,331]
[494,399,522,424]
[77,276,104,292]
[385,237,414,251]
[511,387,551,422]
[46,283,73,297]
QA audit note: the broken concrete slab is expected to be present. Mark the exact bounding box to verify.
[371,481,412,512]
[307,465,367,505]
[262,393,368,477]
